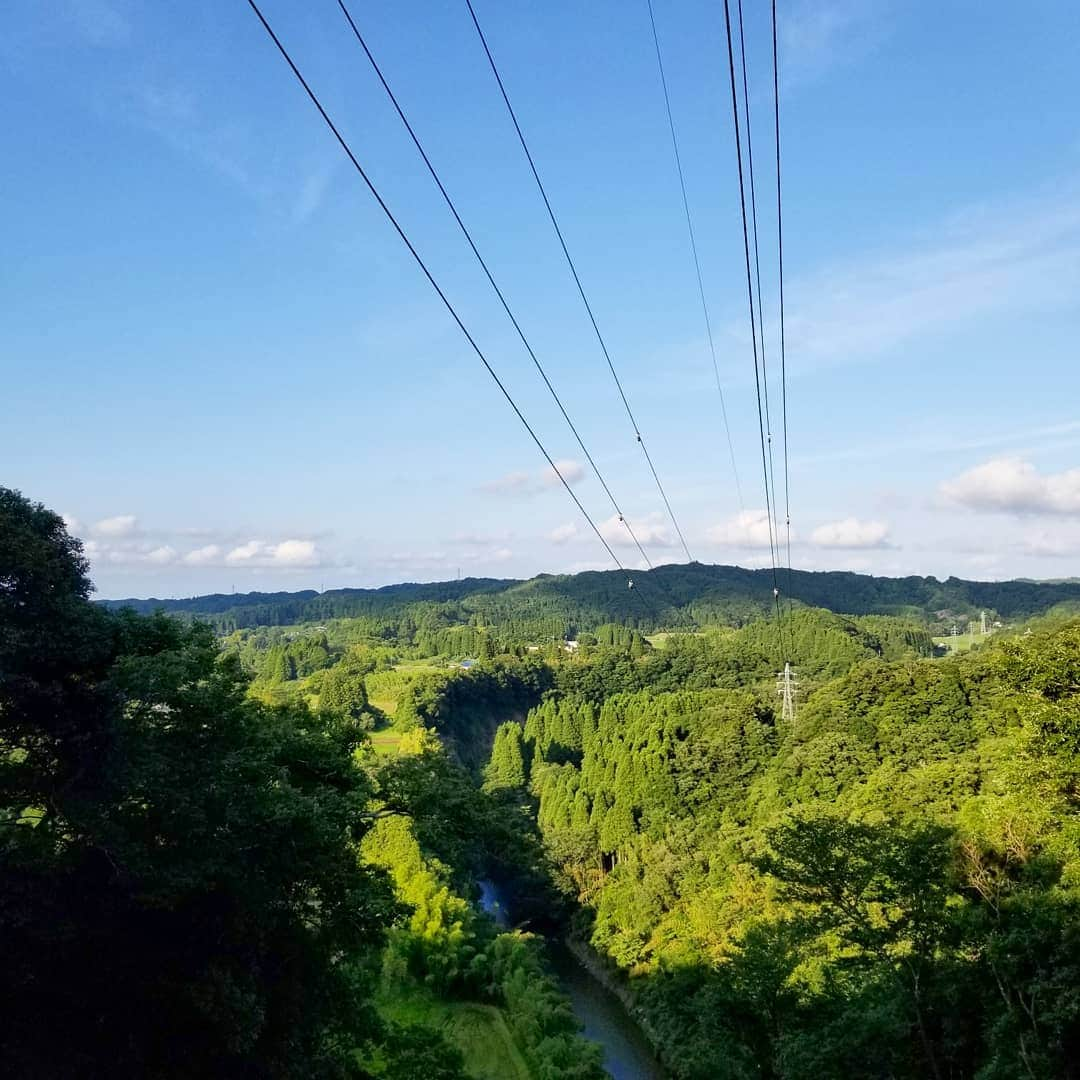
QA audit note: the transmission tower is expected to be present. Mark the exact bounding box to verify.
[777,662,798,725]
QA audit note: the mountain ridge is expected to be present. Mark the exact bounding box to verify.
[98,562,1080,632]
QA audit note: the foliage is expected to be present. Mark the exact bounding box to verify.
[102,561,1080,640]
[0,489,405,1078]
[495,612,1080,1077]
[362,776,605,1080]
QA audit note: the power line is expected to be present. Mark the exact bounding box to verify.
[721,0,786,663]
[463,0,694,564]
[242,0,627,575]
[771,0,794,615]
[644,0,742,510]
[333,0,654,570]
[735,0,780,569]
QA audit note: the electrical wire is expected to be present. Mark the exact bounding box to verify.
[333,0,655,569]
[721,0,787,663]
[771,0,794,616]
[644,0,743,510]
[464,0,694,564]
[243,0,628,575]
[735,0,781,571]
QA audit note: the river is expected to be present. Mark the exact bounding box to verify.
[478,881,665,1080]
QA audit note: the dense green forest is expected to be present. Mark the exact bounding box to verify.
[100,562,1080,639]
[6,485,1080,1078]
[0,490,601,1079]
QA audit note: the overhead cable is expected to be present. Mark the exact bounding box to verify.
[735,0,781,562]
[464,0,694,563]
[644,0,743,509]
[721,0,787,662]
[243,0,627,574]
[771,0,794,612]
[334,0,655,569]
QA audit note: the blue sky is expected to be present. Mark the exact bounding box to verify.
[5,0,1080,598]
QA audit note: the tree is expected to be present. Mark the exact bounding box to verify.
[320,658,372,725]
[484,722,528,791]
[758,814,956,1080]
[0,488,397,1078]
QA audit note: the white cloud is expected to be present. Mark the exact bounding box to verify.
[810,517,891,549]
[483,459,586,497]
[226,540,264,564]
[708,510,776,549]
[941,457,1080,516]
[491,547,514,562]
[543,459,585,488]
[93,514,138,537]
[549,523,578,544]
[268,540,319,567]
[223,539,322,569]
[600,513,675,549]
[144,545,178,565]
[62,513,82,534]
[183,544,222,566]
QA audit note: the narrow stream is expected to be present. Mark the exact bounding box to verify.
[478,880,664,1080]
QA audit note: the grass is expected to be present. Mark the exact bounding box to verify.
[365,661,445,716]
[377,984,531,1080]
[646,629,719,649]
[369,729,404,758]
[933,631,992,654]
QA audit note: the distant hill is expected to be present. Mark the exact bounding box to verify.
[99,563,1080,635]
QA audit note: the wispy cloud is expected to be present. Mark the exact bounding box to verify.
[775,186,1080,371]
[549,523,578,544]
[1020,527,1080,558]
[64,0,131,47]
[780,0,891,88]
[795,419,1080,468]
[293,161,337,225]
[123,80,259,194]
[481,459,585,497]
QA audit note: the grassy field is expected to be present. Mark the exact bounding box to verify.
[933,631,992,654]
[377,984,531,1080]
[369,729,404,758]
[646,629,723,649]
[365,661,445,716]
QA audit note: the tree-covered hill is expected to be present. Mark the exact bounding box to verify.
[101,562,1080,636]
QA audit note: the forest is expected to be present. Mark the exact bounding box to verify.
[4,485,1080,1078]
[101,561,1080,638]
